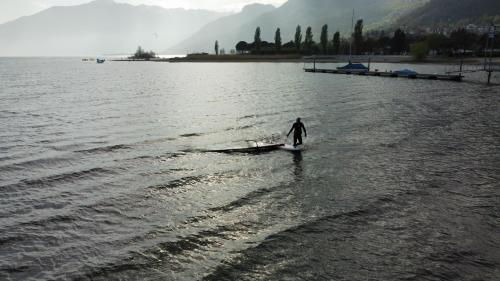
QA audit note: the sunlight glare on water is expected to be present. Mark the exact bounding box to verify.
[0,58,499,281]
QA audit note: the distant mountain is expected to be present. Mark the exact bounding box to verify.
[0,0,227,56]
[166,3,277,54]
[396,0,500,29]
[167,0,426,54]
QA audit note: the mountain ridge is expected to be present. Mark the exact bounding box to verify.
[0,0,228,56]
[166,3,277,54]
[167,0,427,54]
[2,0,499,56]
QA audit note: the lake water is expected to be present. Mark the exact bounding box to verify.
[1,58,499,281]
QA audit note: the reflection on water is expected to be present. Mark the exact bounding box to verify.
[0,58,499,281]
[292,151,303,181]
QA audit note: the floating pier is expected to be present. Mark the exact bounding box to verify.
[304,68,463,82]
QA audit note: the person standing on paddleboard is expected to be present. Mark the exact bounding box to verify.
[287,118,307,147]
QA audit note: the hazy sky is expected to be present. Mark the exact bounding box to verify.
[0,0,287,24]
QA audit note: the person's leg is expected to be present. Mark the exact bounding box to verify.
[297,135,303,145]
[293,135,298,146]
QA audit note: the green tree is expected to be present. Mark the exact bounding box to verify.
[236,41,248,54]
[450,28,477,54]
[353,19,364,54]
[131,46,156,60]
[320,24,329,54]
[304,26,313,54]
[136,46,144,57]
[254,27,262,53]
[410,41,429,61]
[294,25,302,53]
[332,31,340,55]
[377,33,391,54]
[364,37,376,54]
[215,40,219,55]
[425,33,449,55]
[391,29,407,54]
[275,28,282,53]
[340,37,351,55]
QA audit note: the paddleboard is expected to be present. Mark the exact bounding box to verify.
[280,144,304,151]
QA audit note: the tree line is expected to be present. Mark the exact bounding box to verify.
[130,46,157,60]
[224,21,499,57]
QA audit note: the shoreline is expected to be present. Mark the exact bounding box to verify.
[113,55,500,65]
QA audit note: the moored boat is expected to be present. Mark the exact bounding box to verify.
[337,63,369,72]
[394,69,418,77]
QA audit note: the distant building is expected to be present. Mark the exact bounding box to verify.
[465,24,490,34]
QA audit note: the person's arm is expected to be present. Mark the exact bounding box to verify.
[287,125,294,137]
[302,124,307,137]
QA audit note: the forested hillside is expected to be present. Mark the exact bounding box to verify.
[397,0,500,28]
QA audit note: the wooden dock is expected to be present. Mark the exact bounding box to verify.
[304,68,463,82]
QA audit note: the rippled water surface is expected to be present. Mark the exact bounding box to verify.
[1,58,500,281]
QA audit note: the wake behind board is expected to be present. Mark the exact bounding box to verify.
[280,144,304,151]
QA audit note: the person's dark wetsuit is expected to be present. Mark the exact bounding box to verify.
[287,118,307,146]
